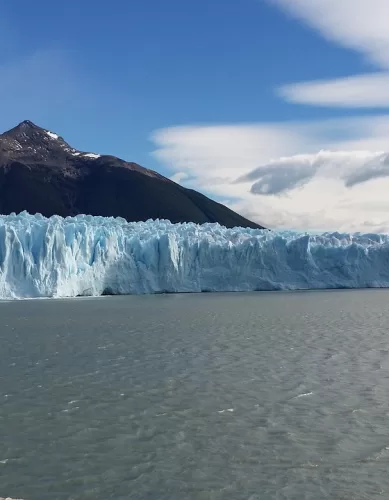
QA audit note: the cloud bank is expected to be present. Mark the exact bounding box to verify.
[152,118,389,232]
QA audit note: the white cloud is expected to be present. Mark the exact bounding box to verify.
[236,155,317,194]
[151,117,389,232]
[270,0,389,108]
[238,150,389,192]
[169,172,189,184]
[279,73,389,108]
[270,0,389,68]
[152,124,315,189]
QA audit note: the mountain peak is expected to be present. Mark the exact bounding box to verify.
[2,120,61,142]
[19,119,39,128]
[5,119,43,135]
[0,120,75,164]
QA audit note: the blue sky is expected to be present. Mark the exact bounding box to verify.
[3,0,389,232]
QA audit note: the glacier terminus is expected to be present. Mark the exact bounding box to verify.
[1,212,389,299]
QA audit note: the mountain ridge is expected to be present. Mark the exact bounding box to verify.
[0,121,264,229]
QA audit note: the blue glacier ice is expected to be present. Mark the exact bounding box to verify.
[1,212,389,299]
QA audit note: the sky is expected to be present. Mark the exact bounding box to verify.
[3,0,389,232]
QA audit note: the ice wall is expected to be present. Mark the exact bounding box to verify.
[1,212,389,299]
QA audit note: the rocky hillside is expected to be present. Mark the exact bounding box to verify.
[0,121,263,228]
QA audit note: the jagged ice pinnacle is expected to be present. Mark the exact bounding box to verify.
[1,212,389,299]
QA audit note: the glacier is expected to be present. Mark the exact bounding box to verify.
[1,212,389,299]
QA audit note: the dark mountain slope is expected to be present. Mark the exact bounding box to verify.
[0,121,263,228]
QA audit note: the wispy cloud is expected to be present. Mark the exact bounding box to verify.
[270,0,389,108]
[152,124,312,191]
[236,160,316,195]
[270,0,389,68]
[278,72,389,108]
[344,154,389,186]
[239,150,389,193]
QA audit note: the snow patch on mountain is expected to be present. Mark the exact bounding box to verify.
[45,131,59,140]
[83,153,101,159]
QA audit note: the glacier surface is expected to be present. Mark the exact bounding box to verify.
[1,212,389,299]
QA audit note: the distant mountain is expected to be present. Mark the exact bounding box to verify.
[0,121,263,228]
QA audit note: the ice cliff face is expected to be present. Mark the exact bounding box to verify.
[1,212,389,299]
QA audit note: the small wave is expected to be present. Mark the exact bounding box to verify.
[295,392,313,398]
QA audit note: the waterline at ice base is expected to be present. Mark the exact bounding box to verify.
[1,212,389,299]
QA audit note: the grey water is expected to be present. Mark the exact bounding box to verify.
[1,291,389,499]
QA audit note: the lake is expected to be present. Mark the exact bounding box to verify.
[1,290,389,499]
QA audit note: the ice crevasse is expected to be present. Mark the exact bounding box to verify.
[1,212,389,299]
